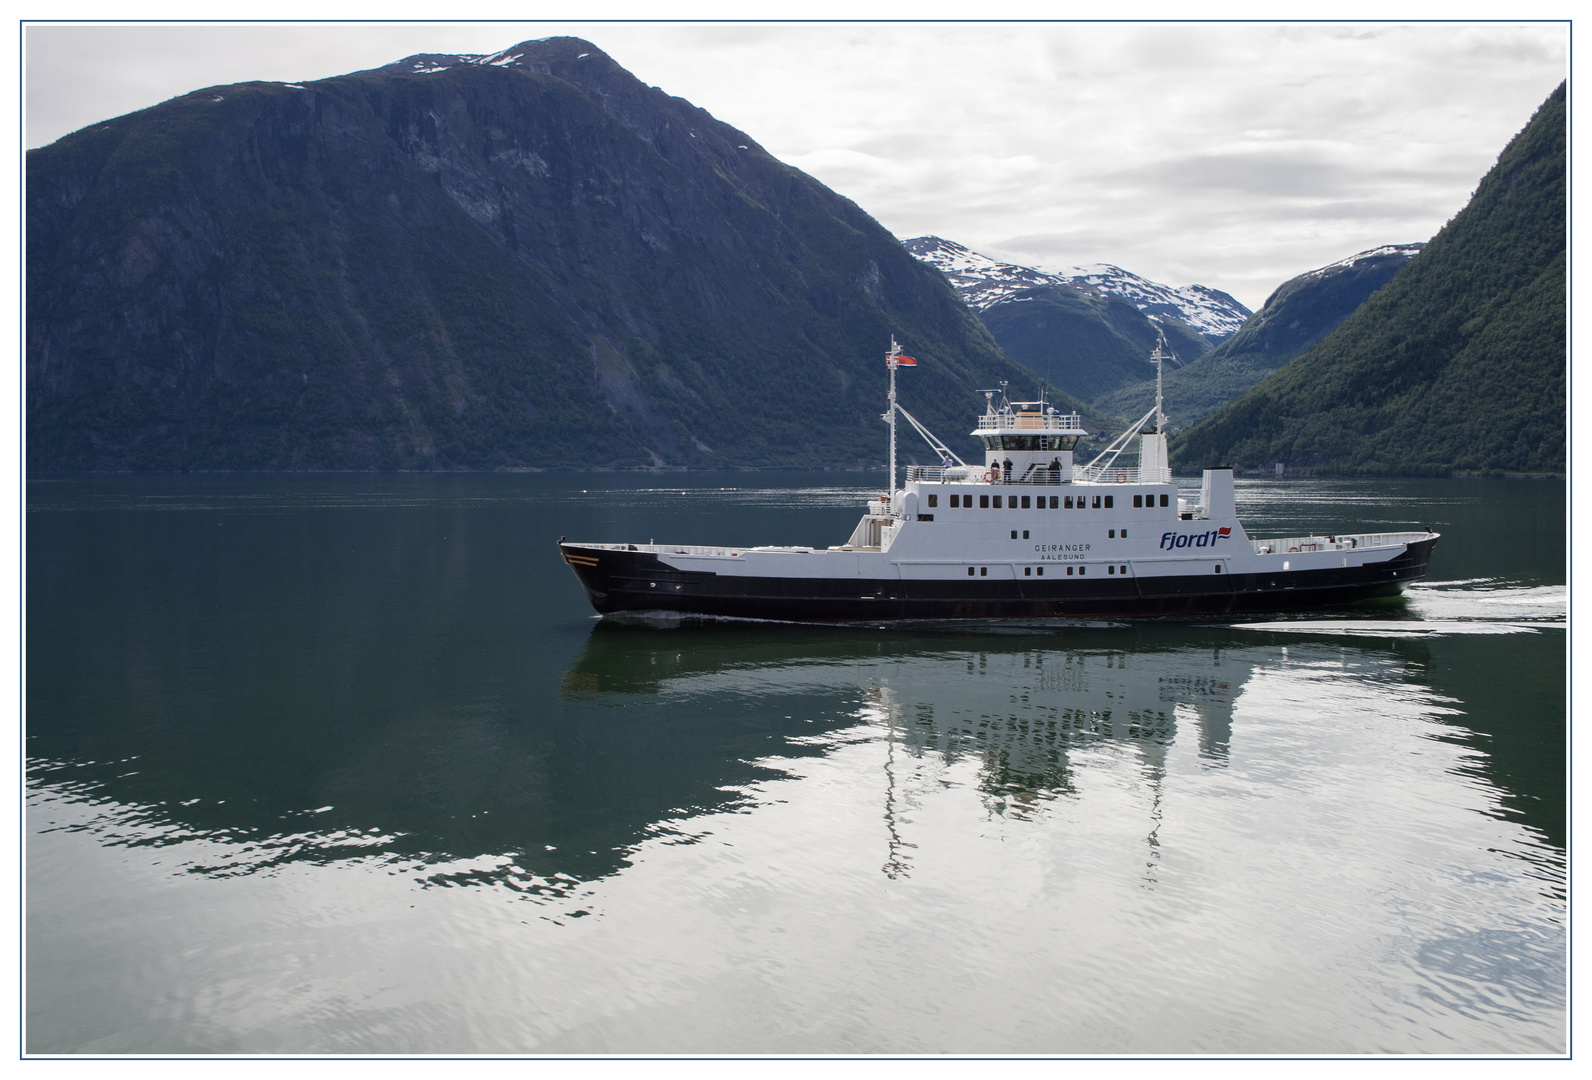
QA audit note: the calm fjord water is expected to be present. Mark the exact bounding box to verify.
[26,474,1565,1054]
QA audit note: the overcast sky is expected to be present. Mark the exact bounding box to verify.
[22,20,1567,310]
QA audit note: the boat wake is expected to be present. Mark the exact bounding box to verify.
[1229,579,1564,638]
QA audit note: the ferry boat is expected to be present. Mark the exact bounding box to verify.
[560,339,1438,621]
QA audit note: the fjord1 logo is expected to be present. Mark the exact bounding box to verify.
[1160,527,1232,549]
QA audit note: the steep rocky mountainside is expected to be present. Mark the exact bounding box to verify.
[905,236,1248,404]
[1174,84,1564,476]
[1093,244,1423,426]
[29,39,1080,471]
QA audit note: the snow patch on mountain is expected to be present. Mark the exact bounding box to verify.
[906,236,1251,342]
[903,236,1053,312]
[1304,244,1425,279]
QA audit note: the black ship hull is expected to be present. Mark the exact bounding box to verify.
[560,537,1438,623]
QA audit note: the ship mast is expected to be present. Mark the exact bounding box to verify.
[884,337,916,500]
[1151,333,1168,431]
[887,339,898,498]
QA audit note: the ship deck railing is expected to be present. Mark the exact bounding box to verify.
[1252,531,1431,555]
[905,465,1175,484]
[574,542,818,557]
[1071,464,1174,485]
[974,412,1085,432]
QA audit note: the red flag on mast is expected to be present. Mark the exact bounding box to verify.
[893,354,917,366]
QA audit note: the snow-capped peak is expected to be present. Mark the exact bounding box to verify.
[905,236,1251,341]
[904,236,1054,311]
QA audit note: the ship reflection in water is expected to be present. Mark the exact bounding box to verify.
[563,622,1244,883]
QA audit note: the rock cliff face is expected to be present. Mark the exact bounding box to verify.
[28,38,1061,470]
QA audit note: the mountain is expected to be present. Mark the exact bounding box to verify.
[27,39,1085,472]
[1173,83,1565,477]
[907,236,1249,337]
[906,236,1249,404]
[1093,244,1423,426]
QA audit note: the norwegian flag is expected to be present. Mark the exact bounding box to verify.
[893,354,917,367]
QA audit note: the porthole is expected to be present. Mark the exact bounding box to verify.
[1024,567,1032,576]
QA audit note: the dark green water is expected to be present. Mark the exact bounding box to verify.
[26,474,1565,1053]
